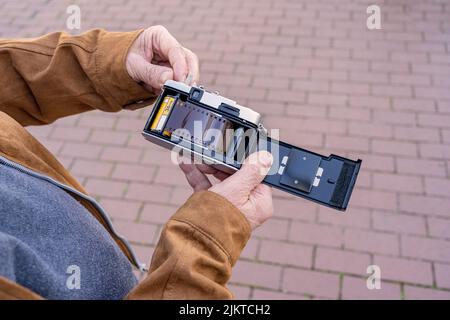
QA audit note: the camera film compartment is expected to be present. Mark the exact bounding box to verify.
[162,101,236,156]
[147,92,251,165]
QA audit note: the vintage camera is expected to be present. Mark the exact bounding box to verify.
[142,80,362,211]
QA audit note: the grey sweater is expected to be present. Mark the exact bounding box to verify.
[0,162,138,299]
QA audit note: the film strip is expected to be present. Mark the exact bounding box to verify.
[151,97,236,155]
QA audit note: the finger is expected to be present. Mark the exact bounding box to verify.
[153,26,188,81]
[250,184,274,224]
[131,53,173,91]
[252,183,273,203]
[194,164,218,175]
[179,162,212,192]
[183,48,200,85]
[194,164,230,181]
[226,151,273,192]
[213,171,230,181]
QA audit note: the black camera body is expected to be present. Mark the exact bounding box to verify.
[143,80,362,211]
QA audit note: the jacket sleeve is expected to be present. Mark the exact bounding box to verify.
[126,191,252,300]
[0,29,154,126]
[0,276,43,300]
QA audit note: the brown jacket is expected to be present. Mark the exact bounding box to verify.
[0,29,251,300]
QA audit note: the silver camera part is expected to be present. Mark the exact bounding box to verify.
[163,80,262,127]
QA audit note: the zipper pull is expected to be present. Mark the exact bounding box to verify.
[138,263,148,281]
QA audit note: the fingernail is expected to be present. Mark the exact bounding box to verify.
[184,73,193,84]
[259,151,273,168]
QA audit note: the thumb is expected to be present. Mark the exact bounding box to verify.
[227,151,273,192]
[132,54,173,91]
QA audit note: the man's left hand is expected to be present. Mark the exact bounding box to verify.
[126,25,199,93]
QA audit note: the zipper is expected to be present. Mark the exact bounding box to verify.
[0,155,147,274]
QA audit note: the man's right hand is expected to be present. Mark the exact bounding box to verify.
[179,151,274,230]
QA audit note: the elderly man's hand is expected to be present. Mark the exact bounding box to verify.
[179,151,274,230]
[126,25,199,93]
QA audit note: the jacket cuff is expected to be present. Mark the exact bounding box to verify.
[94,29,155,110]
[172,191,252,266]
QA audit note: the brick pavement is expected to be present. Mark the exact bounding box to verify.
[1,0,450,299]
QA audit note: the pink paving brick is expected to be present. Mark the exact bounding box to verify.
[78,114,117,129]
[252,289,308,300]
[60,142,103,160]
[253,218,290,241]
[344,229,399,256]
[125,183,172,203]
[140,203,178,225]
[282,268,340,299]
[141,149,175,166]
[37,138,64,155]
[434,263,450,290]
[401,235,450,263]
[100,146,142,163]
[428,218,450,239]
[26,125,54,139]
[399,195,450,218]
[258,240,313,268]
[325,135,369,153]
[404,286,450,300]
[99,198,141,221]
[315,247,371,276]
[419,143,450,160]
[84,178,127,198]
[51,126,91,142]
[341,276,401,300]
[228,285,251,300]
[289,221,343,248]
[115,118,145,131]
[329,106,371,122]
[419,113,450,128]
[71,159,113,178]
[169,187,193,206]
[318,206,371,229]
[425,177,450,197]
[114,221,158,246]
[372,211,427,236]
[131,244,155,265]
[240,238,260,260]
[4,0,450,300]
[153,166,190,187]
[272,198,317,221]
[89,129,129,146]
[373,173,424,193]
[373,256,433,286]
[394,126,440,143]
[231,261,282,290]
[358,154,395,172]
[396,158,447,177]
[372,139,418,157]
[349,188,397,211]
[393,98,435,112]
[348,122,393,139]
[112,163,157,183]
